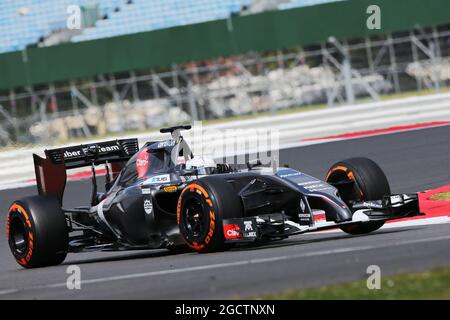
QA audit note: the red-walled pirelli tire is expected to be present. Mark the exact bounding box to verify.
[177,176,243,253]
[6,195,68,268]
[326,157,391,235]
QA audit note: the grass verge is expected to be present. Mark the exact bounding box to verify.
[431,192,450,201]
[257,267,450,300]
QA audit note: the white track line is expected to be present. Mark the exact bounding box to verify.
[1,234,450,296]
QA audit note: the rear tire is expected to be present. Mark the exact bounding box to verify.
[6,195,68,268]
[326,157,390,235]
[177,176,243,253]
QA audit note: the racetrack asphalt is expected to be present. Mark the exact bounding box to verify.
[0,124,450,299]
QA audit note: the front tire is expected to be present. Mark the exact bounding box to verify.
[177,177,243,253]
[326,157,390,235]
[6,196,68,268]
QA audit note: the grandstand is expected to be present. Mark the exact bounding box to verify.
[0,0,343,53]
[71,0,252,42]
[0,0,119,53]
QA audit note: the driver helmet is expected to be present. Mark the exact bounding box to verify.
[185,157,216,175]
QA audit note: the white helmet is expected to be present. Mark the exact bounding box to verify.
[185,157,216,175]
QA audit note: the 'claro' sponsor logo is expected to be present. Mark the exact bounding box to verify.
[63,145,120,158]
[224,224,242,240]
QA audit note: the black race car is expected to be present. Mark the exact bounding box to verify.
[6,125,422,268]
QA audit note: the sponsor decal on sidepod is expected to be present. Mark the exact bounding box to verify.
[224,224,242,240]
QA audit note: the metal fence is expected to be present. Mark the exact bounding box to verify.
[1,24,450,146]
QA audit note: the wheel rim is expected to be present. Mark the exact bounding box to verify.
[10,216,28,256]
[182,196,209,241]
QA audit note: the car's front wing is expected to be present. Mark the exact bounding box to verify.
[222,193,422,242]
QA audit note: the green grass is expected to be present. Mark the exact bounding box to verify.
[431,192,450,201]
[380,86,450,100]
[257,267,450,300]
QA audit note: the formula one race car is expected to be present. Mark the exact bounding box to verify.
[6,125,422,268]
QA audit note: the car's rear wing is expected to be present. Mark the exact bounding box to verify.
[44,139,139,169]
[33,139,139,203]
